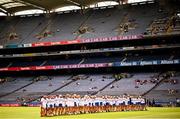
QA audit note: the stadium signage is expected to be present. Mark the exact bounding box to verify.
[140,61,154,66]
[20,67,31,70]
[33,66,54,70]
[3,35,143,49]
[31,35,141,47]
[53,63,109,69]
[152,61,158,65]
[120,62,132,66]
[113,59,180,67]
[81,35,142,43]
[160,60,179,64]
[32,42,52,47]
[132,62,138,66]
[31,39,81,47]
[0,59,179,72]
[0,103,20,107]
[23,43,32,47]
[0,68,8,71]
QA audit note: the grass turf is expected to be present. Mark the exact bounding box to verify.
[0,107,180,119]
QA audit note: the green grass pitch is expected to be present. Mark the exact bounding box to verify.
[0,107,180,119]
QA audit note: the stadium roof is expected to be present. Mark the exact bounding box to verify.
[0,0,154,15]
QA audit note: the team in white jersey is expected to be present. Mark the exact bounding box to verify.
[40,94,146,117]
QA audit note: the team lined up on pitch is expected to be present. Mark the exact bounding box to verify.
[40,94,146,117]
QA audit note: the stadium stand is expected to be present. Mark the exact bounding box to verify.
[145,72,180,103]
[0,72,179,105]
[0,54,177,68]
[58,75,115,94]
[99,73,160,96]
[0,2,180,45]
[0,76,72,103]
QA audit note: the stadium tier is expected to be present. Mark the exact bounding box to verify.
[0,72,180,106]
[0,2,180,46]
[0,54,178,68]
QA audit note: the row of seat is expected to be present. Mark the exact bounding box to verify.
[0,73,179,103]
[0,3,176,45]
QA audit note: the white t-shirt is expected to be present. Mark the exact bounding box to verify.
[41,98,47,108]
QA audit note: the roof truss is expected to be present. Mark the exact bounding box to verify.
[18,0,45,10]
[0,0,156,15]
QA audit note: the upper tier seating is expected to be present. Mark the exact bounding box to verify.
[1,3,179,45]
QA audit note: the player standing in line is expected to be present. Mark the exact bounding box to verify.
[40,96,47,117]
